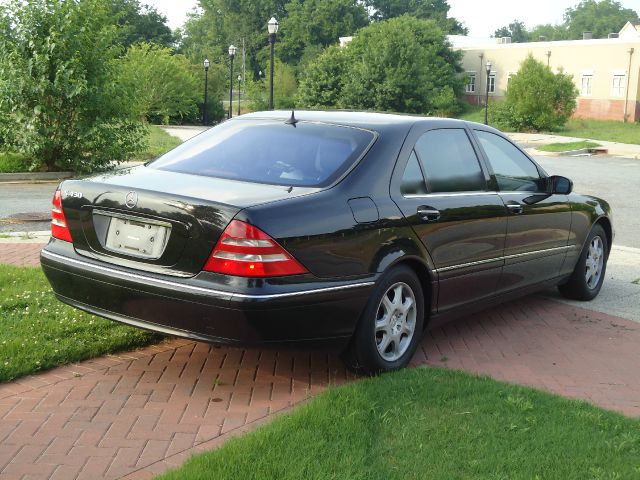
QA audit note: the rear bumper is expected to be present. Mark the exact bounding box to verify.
[40,241,374,346]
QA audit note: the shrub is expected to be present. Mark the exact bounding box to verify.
[497,55,578,132]
[0,0,147,172]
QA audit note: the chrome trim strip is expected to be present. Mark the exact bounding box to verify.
[433,245,573,273]
[41,250,375,300]
[405,191,499,198]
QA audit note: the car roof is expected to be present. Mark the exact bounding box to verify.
[238,110,469,132]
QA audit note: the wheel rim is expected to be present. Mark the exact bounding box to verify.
[374,282,417,362]
[585,235,604,289]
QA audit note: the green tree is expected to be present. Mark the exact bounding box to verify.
[247,60,298,110]
[494,20,530,43]
[297,16,465,115]
[528,23,570,41]
[115,43,225,124]
[296,45,350,108]
[0,0,146,172]
[563,0,639,39]
[494,55,578,131]
[108,0,174,49]
[365,0,467,34]
[278,0,369,64]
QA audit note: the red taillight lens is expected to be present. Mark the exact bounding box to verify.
[51,190,73,242]
[203,220,308,277]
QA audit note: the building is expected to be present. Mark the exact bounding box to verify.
[452,21,640,122]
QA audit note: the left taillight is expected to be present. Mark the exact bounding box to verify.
[51,190,73,242]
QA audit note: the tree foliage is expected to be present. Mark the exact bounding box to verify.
[115,43,225,124]
[0,0,146,172]
[365,0,467,34]
[563,0,639,39]
[297,16,464,115]
[278,0,369,65]
[108,0,174,49]
[494,20,530,43]
[493,55,578,132]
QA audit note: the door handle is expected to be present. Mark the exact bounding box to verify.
[417,206,441,222]
[506,202,524,215]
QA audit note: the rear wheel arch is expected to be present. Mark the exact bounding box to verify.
[384,256,434,326]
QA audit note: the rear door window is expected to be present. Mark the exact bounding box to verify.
[149,120,375,187]
[414,129,486,193]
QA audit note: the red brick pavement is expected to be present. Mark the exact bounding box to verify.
[1,244,639,479]
[0,244,43,267]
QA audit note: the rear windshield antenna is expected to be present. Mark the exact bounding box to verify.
[284,110,298,126]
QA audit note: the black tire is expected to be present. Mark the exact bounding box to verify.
[342,265,425,375]
[558,224,608,301]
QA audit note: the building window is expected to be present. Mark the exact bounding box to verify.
[611,74,625,97]
[488,73,496,93]
[465,72,476,93]
[580,75,593,96]
[507,73,516,87]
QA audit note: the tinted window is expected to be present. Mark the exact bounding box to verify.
[401,151,428,195]
[150,120,375,187]
[414,129,486,193]
[474,130,543,192]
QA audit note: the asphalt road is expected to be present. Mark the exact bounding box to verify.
[0,153,638,248]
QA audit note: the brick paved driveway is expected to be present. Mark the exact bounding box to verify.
[1,243,639,479]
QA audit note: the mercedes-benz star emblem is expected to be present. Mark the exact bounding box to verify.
[125,191,138,209]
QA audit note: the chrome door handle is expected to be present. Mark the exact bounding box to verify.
[506,202,524,214]
[417,206,441,222]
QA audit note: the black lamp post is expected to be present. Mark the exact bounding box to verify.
[267,17,278,110]
[484,61,492,125]
[237,75,242,116]
[228,45,236,119]
[202,59,209,126]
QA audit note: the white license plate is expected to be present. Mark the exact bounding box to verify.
[104,216,169,259]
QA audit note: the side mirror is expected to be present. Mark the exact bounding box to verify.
[548,175,573,195]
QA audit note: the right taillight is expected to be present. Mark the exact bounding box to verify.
[203,220,308,277]
[51,190,72,242]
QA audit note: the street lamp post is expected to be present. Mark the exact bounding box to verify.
[484,61,492,126]
[228,45,237,119]
[267,17,278,110]
[202,59,209,126]
[237,75,242,116]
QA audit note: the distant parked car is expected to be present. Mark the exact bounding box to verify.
[41,111,612,374]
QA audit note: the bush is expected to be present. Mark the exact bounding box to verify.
[297,15,465,115]
[496,55,578,132]
[0,0,147,173]
[115,42,226,125]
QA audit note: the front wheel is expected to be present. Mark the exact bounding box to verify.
[343,265,425,375]
[558,224,608,301]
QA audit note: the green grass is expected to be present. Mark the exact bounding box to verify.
[537,141,602,152]
[138,125,183,161]
[557,118,640,145]
[0,151,36,173]
[0,265,162,382]
[158,367,640,480]
[458,106,640,145]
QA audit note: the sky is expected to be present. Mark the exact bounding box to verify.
[145,0,640,37]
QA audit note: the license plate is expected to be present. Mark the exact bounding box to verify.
[104,215,170,259]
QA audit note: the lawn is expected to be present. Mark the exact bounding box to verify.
[158,367,640,480]
[537,140,601,152]
[0,125,181,174]
[139,125,183,161]
[458,106,640,145]
[0,265,162,382]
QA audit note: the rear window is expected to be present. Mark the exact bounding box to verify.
[149,120,376,187]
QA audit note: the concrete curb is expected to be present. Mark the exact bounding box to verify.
[0,171,74,183]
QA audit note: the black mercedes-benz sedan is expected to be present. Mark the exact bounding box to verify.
[41,111,612,373]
